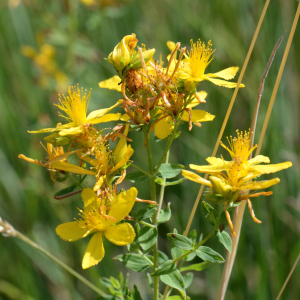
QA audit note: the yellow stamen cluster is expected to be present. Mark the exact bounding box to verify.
[56,86,90,126]
[188,39,215,80]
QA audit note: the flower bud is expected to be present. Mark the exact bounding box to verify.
[209,176,232,197]
[108,34,138,71]
[184,78,196,92]
[129,48,156,70]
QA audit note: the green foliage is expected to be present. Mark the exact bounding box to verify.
[167,233,194,251]
[160,270,185,294]
[180,262,211,272]
[158,203,171,224]
[114,253,153,272]
[151,260,177,276]
[137,226,158,253]
[135,205,158,221]
[215,229,232,253]
[125,171,150,183]
[196,247,225,264]
[156,163,185,178]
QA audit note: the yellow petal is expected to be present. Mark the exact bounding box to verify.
[167,41,176,52]
[93,176,105,192]
[206,67,239,80]
[113,124,129,165]
[181,110,215,123]
[206,157,229,166]
[204,77,245,88]
[190,163,226,173]
[110,145,134,173]
[154,116,174,140]
[88,113,121,125]
[50,161,97,175]
[182,170,212,186]
[104,223,136,246]
[99,76,122,91]
[86,100,121,120]
[28,123,73,134]
[77,152,97,167]
[59,126,84,136]
[242,178,280,190]
[187,91,208,108]
[82,232,105,269]
[107,187,138,225]
[120,114,131,121]
[56,221,90,242]
[81,188,100,207]
[248,155,270,165]
[249,161,292,175]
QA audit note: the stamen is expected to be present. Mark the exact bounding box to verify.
[247,199,262,224]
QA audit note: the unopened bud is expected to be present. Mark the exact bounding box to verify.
[108,34,138,71]
[209,176,232,197]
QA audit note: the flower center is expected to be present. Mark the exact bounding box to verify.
[77,205,106,235]
[56,85,90,126]
[188,39,214,80]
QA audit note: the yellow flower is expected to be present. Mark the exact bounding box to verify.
[182,130,292,235]
[56,187,137,269]
[86,126,134,191]
[19,143,96,182]
[175,39,244,88]
[29,85,121,136]
[108,34,138,71]
[154,91,215,140]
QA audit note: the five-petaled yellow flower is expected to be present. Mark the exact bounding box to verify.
[29,85,121,136]
[175,39,244,88]
[182,130,292,236]
[56,187,137,269]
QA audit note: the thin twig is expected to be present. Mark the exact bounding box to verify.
[276,252,300,300]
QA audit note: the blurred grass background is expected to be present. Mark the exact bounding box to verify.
[0,0,299,299]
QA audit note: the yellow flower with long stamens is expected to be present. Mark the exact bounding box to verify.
[78,125,134,191]
[29,85,121,136]
[182,130,292,235]
[174,39,244,88]
[56,187,137,269]
[154,91,215,140]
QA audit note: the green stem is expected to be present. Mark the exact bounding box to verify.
[66,173,84,189]
[173,230,215,263]
[153,122,180,176]
[138,220,156,228]
[155,149,170,224]
[130,163,151,177]
[143,128,159,300]
[15,230,106,296]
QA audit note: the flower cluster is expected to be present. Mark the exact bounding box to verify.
[182,130,292,236]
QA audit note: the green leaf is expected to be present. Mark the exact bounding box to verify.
[125,171,149,183]
[154,177,164,185]
[151,260,176,276]
[196,246,225,263]
[54,185,77,198]
[99,278,111,288]
[110,276,120,290]
[158,251,169,264]
[157,163,185,179]
[147,273,153,289]
[137,226,158,253]
[183,272,194,289]
[171,246,183,260]
[215,230,232,253]
[115,253,152,272]
[180,262,211,272]
[160,270,185,294]
[158,203,171,224]
[182,249,196,262]
[202,201,219,227]
[167,233,194,250]
[188,229,197,242]
[164,178,185,186]
[165,296,190,300]
[97,296,120,300]
[132,285,143,300]
[136,205,157,220]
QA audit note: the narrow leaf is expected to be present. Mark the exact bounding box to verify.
[136,205,157,220]
[180,262,211,272]
[137,226,158,252]
[215,230,232,253]
[196,246,225,263]
[151,260,176,276]
[125,171,149,183]
[157,163,185,178]
[115,253,152,272]
[158,203,171,224]
[202,201,219,227]
[54,185,77,197]
[160,270,185,294]
[132,285,142,300]
[167,233,194,250]
[183,272,194,289]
